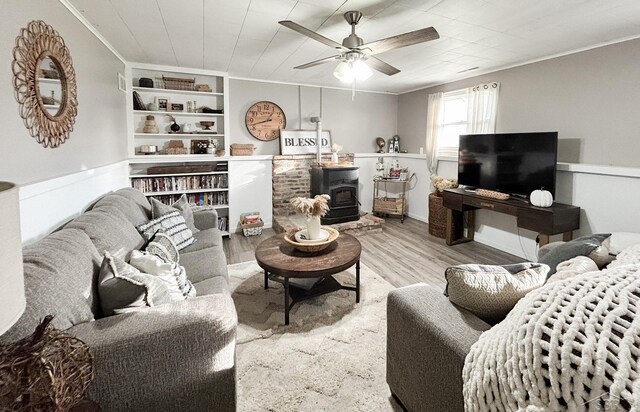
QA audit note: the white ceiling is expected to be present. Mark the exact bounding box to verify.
[68,0,640,93]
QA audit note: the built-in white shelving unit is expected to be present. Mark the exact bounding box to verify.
[126,63,231,236]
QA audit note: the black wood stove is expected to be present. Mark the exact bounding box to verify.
[310,166,359,224]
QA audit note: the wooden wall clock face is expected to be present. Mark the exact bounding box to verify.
[245,101,286,141]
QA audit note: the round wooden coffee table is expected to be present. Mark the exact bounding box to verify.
[255,233,362,325]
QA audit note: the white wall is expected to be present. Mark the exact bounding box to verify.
[19,161,129,244]
[399,38,640,168]
[1,0,128,186]
[229,79,398,155]
[0,0,129,241]
[228,157,273,233]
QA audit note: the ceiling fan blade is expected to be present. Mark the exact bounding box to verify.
[294,55,342,70]
[365,56,400,76]
[279,20,347,51]
[361,27,439,56]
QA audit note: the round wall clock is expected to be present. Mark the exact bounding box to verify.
[245,101,286,141]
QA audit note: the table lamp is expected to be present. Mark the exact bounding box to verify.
[0,182,25,335]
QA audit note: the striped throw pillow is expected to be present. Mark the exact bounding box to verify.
[137,211,195,251]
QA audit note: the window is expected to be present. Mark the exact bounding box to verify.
[437,89,468,158]
[428,82,500,160]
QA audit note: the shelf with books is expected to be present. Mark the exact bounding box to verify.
[130,166,230,237]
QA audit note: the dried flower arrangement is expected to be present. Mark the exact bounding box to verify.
[289,194,331,217]
[431,175,458,195]
[331,143,343,154]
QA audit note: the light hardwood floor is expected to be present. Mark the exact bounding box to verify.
[224,217,523,290]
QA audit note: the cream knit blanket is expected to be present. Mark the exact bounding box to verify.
[463,264,640,411]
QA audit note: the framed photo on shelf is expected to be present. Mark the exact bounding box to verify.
[170,103,184,111]
[280,129,332,155]
[156,97,169,111]
[191,139,209,154]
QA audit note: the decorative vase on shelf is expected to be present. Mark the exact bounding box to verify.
[206,140,216,154]
[306,215,322,240]
[147,102,158,111]
[331,152,338,163]
[170,121,180,133]
[143,115,159,134]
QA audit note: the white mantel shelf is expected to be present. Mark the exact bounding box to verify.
[190,153,428,161]
[355,153,427,160]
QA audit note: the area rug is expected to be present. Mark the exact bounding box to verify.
[228,260,401,412]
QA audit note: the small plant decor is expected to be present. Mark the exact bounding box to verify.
[289,194,330,217]
[431,175,458,195]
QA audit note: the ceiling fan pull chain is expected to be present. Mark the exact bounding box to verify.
[352,78,356,101]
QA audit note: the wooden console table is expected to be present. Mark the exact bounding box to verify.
[442,188,580,246]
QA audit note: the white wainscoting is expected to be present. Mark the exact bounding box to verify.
[19,161,129,244]
[228,157,273,233]
[437,160,640,260]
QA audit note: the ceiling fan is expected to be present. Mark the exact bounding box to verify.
[279,11,439,83]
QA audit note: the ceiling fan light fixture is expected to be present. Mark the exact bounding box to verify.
[333,61,354,83]
[353,59,372,81]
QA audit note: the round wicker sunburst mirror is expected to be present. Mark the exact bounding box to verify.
[12,20,78,148]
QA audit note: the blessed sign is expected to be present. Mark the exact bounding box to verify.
[280,130,332,155]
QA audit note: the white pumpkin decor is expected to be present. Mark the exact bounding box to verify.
[530,187,553,207]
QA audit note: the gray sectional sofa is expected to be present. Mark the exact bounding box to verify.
[386,284,489,412]
[1,188,237,412]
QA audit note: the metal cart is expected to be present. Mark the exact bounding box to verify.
[372,174,415,223]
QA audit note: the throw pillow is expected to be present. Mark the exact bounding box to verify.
[150,195,199,234]
[538,233,611,277]
[98,252,172,316]
[546,256,599,283]
[129,250,196,300]
[444,262,549,322]
[137,210,195,251]
[146,230,180,263]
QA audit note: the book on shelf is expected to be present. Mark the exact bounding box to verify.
[133,91,146,111]
[142,191,228,207]
[218,217,228,232]
[131,175,228,193]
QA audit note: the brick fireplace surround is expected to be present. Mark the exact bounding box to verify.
[272,153,383,234]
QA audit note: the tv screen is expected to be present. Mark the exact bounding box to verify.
[458,132,558,197]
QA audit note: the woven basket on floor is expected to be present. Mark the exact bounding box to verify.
[428,192,448,238]
[0,316,93,411]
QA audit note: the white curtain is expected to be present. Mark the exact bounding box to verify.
[467,82,500,133]
[425,92,444,177]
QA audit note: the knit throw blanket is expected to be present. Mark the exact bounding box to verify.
[463,264,640,411]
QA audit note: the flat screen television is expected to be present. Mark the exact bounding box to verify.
[457,132,558,197]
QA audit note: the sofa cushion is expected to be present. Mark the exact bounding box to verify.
[181,236,228,284]
[193,276,229,295]
[93,193,149,226]
[539,233,611,276]
[0,229,102,343]
[66,206,145,259]
[607,243,640,269]
[137,210,195,251]
[130,250,196,300]
[151,195,199,234]
[114,187,152,217]
[98,252,172,316]
[605,232,640,255]
[181,227,223,253]
[444,262,549,322]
